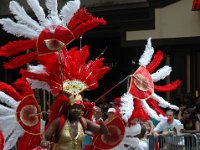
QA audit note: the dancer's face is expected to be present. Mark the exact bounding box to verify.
[69,104,83,118]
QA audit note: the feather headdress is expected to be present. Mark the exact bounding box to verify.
[0,0,106,69]
[21,45,110,95]
[113,38,181,149]
[118,38,181,124]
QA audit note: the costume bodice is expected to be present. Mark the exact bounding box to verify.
[54,120,85,150]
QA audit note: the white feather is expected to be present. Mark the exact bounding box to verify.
[27,0,50,27]
[28,65,47,74]
[0,105,15,115]
[141,100,160,120]
[119,93,134,122]
[0,91,18,109]
[139,37,154,66]
[0,116,17,139]
[113,124,141,150]
[26,78,51,92]
[151,66,172,82]
[0,18,38,39]
[151,93,179,110]
[45,0,61,25]
[125,123,141,136]
[59,0,80,26]
[9,1,43,32]
[4,126,23,150]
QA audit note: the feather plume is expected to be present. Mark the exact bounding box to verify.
[26,78,51,92]
[141,100,160,120]
[0,91,18,108]
[46,94,69,130]
[139,37,154,66]
[151,93,179,110]
[146,50,163,73]
[0,116,17,139]
[154,80,181,92]
[27,0,50,27]
[9,1,43,32]
[151,66,172,82]
[45,0,61,25]
[3,52,38,69]
[0,18,38,39]
[20,69,59,94]
[0,105,15,116]
[119,93,134,122]
[68,9,93,30]
[72,18,106,39]
[28,65,47,74]
[0,82,22,101]
[128,98,149,123]
[13,78,34,97]
[59,0,80,26]
[4,126,23,150]
[83,102,94,120]
[0,40,36,57]
[146,98,165,116]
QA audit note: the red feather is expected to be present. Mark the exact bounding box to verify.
[13,78,34,97]
[3,52,38,69]
[83,101,94,120]
[20,69,62,94]
[0,40,36,57]
[128,99,149,124]
[154,80,181,92]
[68,9,93,30]
[0,131,4,150]
[21,45,110,94]
[72,18,106,39]
[146,98,165,116]
[47,94,69,126]
[0,82,22,101]
[146,50,163,73]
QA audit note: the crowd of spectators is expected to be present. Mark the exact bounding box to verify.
[89,94,200,150]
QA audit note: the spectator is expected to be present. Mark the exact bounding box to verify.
[136,124,149,150]
[154,109,184,149]
[154,109,182,136]
[140,119,154,135]
[180,107,200,134]
[140,119,155,149]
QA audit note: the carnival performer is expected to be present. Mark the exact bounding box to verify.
[111,38,182,149]
[0,0,111,149]
[41,94,108,150]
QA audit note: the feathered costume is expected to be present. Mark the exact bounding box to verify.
[0,78,41,150]
[113,38,181,149]
[0,0,181,149]
[0,0,106,69]
[0,0,110,149]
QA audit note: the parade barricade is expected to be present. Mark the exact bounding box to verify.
[148,134,199,150]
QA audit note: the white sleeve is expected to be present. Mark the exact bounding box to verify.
[154,122,163,133]
[174,119,182,126]
[136,143,143,150]
[136,141,148,150]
